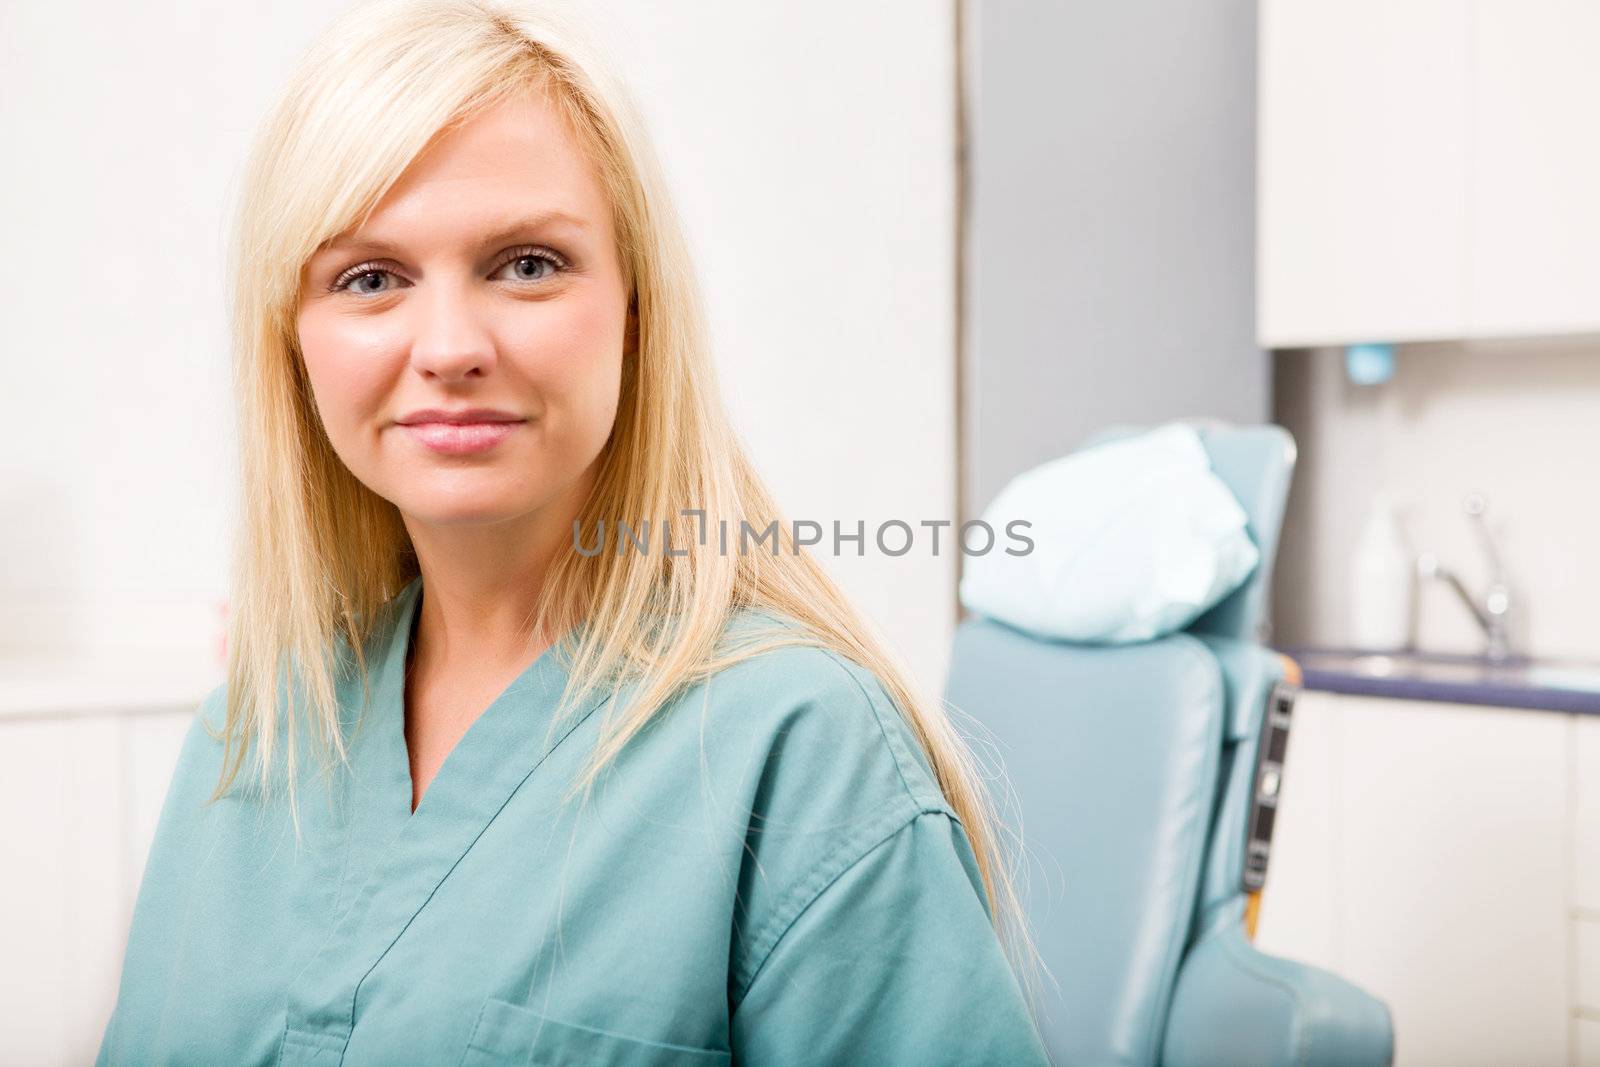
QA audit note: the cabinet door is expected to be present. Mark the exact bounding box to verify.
[1579,715,1600,913]
[1255,693,1568,1067]
[1578,714,1600,1064]
[0,709,193,1066]
[1469,0,1600,337]
[1582,1016,1600,1067]
[0,716,124,1067]
[1258,0,1471,347]
[1336,697,1567,1066]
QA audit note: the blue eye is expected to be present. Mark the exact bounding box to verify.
[333,268,397,295]
[492,246,568,284]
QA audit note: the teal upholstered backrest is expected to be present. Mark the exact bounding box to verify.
[944,624,1226,1066]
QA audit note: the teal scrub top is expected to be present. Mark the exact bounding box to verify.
[96,576,1051,1066]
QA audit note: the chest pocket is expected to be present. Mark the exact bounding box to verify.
[460,998,733,1067]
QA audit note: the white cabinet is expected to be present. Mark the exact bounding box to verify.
[0,709,192,1067]
[1469,1,1600,337]
[0,717,124,1066]
[1259,0,1600,347]
[1582,1018,1600,1067]
[1580,919,1600,1015]
[1255,691,1572,1066]
[1579,715,1600,1054]
[1579,716,1600,910]
[1258,0,1471,347]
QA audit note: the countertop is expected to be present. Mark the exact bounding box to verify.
[1278,646,1600,716]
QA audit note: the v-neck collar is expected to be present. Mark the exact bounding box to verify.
[283,575,613,1059]
[371,574,591,828]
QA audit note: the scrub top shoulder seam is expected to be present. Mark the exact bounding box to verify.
[731,797,945,1005]
[810,646,955,819]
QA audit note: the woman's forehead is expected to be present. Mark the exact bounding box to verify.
[386,95,602,211]
[314,94,615,260]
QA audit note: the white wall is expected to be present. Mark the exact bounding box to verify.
[1272,339,1600,662]
[0,0,958,688]
[594,2,958,687]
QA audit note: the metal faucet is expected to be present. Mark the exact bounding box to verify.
[1416,492,1514,662]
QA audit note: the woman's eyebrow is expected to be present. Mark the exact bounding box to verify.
[319,210,591,257]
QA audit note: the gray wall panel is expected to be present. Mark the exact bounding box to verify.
[963,0,1269,518]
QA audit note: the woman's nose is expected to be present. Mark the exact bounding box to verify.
[405,280,498,381]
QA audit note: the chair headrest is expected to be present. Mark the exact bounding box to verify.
[1083,422,1297,643]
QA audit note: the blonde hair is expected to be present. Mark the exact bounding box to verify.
[219,0,1043,1006]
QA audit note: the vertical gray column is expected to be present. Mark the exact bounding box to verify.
[961,0,1269,523]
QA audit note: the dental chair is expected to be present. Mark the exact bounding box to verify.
[944,425,1394,1067]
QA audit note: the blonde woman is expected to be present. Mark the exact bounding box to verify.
[97,2,1049,1063]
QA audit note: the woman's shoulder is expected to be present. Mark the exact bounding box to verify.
[671,605,953,821]
[672,610,981,1006]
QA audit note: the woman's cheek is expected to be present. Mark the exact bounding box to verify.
[299,339,391,466]
[517,324,625,435]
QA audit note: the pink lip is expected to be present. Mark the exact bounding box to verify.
[398,420,523,455]
[395,407,523,426]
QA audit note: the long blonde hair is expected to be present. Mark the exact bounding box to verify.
[220,0,1042,1004]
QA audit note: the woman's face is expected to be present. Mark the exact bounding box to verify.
[297,88,631,534]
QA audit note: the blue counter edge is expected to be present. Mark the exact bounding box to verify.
[1286,663,1600,716]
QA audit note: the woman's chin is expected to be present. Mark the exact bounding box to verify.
[395,488,549,530]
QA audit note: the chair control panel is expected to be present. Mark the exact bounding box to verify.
[1243,680,1297,892]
